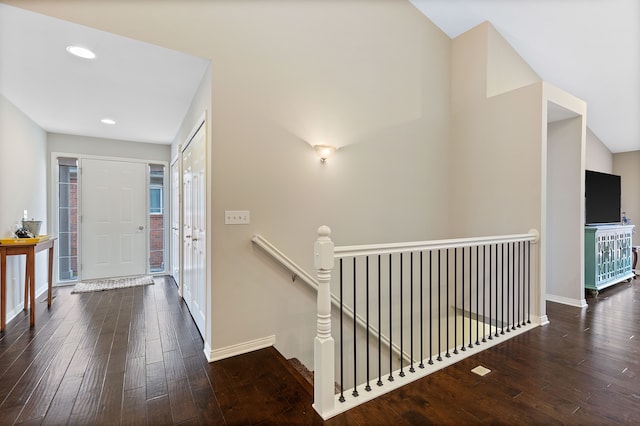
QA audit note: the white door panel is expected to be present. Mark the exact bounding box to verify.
[182,123,206,336]
[82,158,147,280]
[182,166,193,310]
[171,158,181,290]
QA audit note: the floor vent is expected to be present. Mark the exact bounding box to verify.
[471,365,491,376]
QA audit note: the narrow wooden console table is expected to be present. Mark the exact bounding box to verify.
[0,237,55,331]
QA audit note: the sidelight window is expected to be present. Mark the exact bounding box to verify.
[149,164,165,272]
[57,157,78,282]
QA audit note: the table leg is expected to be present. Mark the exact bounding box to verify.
[24,265,29,310]
[48,246,53,307]
[1,250,6,332]
[27,249,35,328]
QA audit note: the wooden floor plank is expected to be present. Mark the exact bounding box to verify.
[0,275,638,425]
[124,356,146,391]
[163,349,187,382]
[14,339,81,423]
[145,360,168,400]
[68,353,109,425]
[190,385,226,425]
[0,334,66,416]
[121,386,146,426]
[40,375,83,425]
[94,371,125,425]
[145,338,164,365]
[146,395,173,426]
[167,377,198,424]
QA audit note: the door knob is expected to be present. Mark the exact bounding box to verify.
[138,225,144,230]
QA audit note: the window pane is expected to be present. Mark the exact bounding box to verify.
[58,158,78,282]
[149,164,165,273]
[58,157,78,183]
[150,188,162,214]
[59,183,71,207]
[59,208,70,232]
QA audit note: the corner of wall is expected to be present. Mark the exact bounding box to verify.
[451,22,489,108]
[585,127,613,173]
[451,21,541,104]
[486,24,541,97]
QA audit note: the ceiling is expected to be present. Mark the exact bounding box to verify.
[410,0,640,153]
[1,1,638,152]
[0,3,210,144]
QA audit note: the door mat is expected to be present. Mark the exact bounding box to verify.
[71,275,155,294]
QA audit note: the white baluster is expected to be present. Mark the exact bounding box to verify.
[313,225,335,418]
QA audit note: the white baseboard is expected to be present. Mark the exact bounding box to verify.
[206,335,276,363]
[203,341,213,362]
[6,284,49,324]
[537,314,549,326]
[546,294,587,308]
[6,304,24,324]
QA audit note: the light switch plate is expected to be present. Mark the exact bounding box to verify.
[225,210,250,225]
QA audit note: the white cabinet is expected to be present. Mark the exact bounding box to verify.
[584,225,634,293]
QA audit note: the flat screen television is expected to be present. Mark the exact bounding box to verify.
[585,170,621,224]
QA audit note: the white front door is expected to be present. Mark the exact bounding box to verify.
[182,123,206,335]
[81,158,147,280]
[170,158,181,291]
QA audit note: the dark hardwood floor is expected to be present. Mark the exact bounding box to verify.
[0,275,638,425]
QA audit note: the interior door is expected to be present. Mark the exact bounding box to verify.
[81,158,147,280]
[170,158,181,291]
[182,122,206,335]
[182,154,193,316]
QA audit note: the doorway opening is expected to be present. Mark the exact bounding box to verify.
[55,155,168,284]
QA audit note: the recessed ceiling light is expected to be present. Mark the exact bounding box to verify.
[101,118,116,125]
[66,45,96,59]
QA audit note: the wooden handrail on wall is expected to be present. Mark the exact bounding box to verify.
[251,234,404,358]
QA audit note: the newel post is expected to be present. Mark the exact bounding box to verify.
[313,225,335,417]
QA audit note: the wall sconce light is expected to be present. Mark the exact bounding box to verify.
[314,145,337,163]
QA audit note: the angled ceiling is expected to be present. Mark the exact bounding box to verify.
[1,1,638,152]
[0,3,210,144]
[411,0,640,153]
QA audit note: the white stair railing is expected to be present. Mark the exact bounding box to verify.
[251,234,407,361]
[313,226,540,420]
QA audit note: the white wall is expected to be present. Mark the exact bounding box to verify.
[449,23,542,239]
[614,151,640,246]
[0,94,49,321]
[585,128,612,173]
[546,117,585,305]
[31,0,452,366]
[7,1,585,367]
[448,23,588,319]
[205,1,452,366]
[448,22,548,321]
[540,84,587,312]
[48,133,170,162]
[171,63,211,159]
[169,64,212,350]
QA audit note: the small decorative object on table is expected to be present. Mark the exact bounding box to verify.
[21,219,42,236]
[14,227,33,238]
